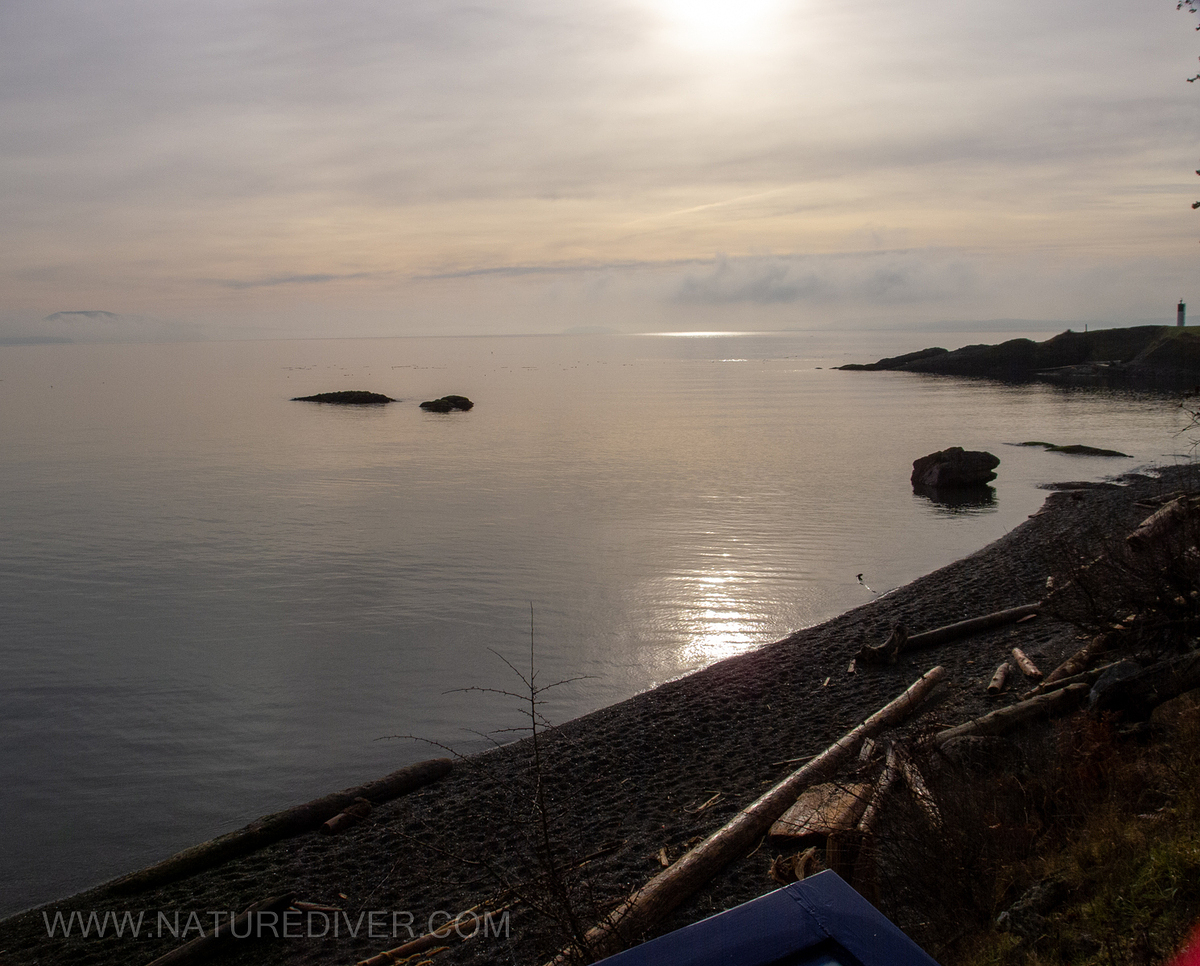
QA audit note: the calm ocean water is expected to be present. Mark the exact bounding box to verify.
[0,329,1189,915]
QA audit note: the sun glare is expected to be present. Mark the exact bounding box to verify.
[652,0,785,53]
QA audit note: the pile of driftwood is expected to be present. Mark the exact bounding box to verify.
[537,657,1111,966]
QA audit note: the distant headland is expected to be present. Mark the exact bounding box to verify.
[838,325,1200,391]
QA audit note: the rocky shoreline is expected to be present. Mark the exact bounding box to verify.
[1,464,1195,966]
[838,325,1200,391]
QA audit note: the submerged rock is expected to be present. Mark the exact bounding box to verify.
[419,395,474,412]
[911,447,999,488]
[1019,441,1131,458]
[292,391,396,404]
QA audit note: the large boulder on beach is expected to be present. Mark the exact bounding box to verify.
[911,447,999,488]
[420,395,474,412]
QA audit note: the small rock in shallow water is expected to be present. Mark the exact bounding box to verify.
[911,447,999,488]
[420,395,474,412]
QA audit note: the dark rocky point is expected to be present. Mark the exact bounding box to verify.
[292,391,395,404]
[419,395,474,412]
[911,447,1000,488]
[838,324,1200,390]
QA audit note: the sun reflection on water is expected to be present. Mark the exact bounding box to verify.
[669,569,766,664]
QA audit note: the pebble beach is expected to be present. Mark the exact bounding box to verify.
[1,464,1192,966]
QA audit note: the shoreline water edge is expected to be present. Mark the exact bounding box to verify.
[1,462,1196,966]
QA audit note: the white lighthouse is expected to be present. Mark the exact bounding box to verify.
[1179,300,1187,327]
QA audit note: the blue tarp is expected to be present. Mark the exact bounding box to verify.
[595,870,941,966]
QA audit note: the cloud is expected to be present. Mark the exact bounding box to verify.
[42,310,120,323]
[213,273,375,289]
[16,310,208,343]
[0,0,1194,337]
[417,259,705,281]
[672,253,977,306]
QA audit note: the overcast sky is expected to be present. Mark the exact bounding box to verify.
[1,0,1196,341]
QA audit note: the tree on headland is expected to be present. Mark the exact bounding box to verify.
[1183,0,1199,76]
[1182,3,1200,213]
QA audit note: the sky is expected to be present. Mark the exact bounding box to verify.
[1,0,1197,342]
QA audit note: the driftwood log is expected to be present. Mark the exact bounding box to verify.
[1025,661,1120,698]
[856,745,899,839]
[1011,647,1043,681]
[1126,496,1200,552]
[843,744,900,904]
[110,758,452,894]
[988,662,1011,696]
[321,798,373,835]
[768,782,873,840]
[856,604,1040,665]
[895,746,940,829]
[1035,634,1114,693]
[145,893,296,966]
[553,667,947,964]
[935,683,1089,743]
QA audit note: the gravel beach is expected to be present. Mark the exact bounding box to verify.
[2,464,1193,966]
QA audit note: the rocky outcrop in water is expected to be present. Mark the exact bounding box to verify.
[292,391,395,404]
[912,447,1000,488]
[1019,441,1131,458]
[419,395,474,412]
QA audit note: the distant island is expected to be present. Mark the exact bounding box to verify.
[838,325,1200,391]
[292,391,396,404]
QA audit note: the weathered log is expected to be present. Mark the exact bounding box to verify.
[1011,647,1043,681]
[768,782,873,839]
[1035,634,1114,692]
[895,746,941,829]
[321,798,372,835]
[1135,490,1186,509]
[857,745,899,837]
[145,894,295,966]
[935,683,1089,743]
[856,604,1040,665]
[110,758,452,894]
[1089,650,1200,719]
[554,667,947,964]
[291,901,343,914]
[1024,661,1120,698]
[846,744,900,904]
[855,625,907,665]
[1127,496,1199,552]
[988,662,1011,696]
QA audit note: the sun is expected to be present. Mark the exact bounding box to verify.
[652,0,786,53]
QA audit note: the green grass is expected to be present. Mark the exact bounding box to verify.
[953,698,1200,966]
